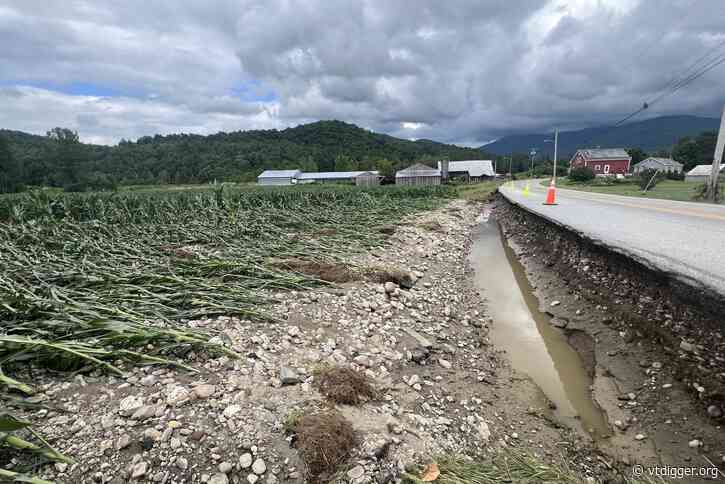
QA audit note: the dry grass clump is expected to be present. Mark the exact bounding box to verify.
[363,266,415,288]
[403,451,669,484]
[272,258,356,283]
[291,410,357,482]
[313,365,377,405]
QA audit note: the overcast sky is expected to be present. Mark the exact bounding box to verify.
[1,0,724,146]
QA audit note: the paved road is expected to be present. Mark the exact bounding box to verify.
[499,180,725,298]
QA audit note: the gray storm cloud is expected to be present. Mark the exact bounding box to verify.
[0,0,724,145]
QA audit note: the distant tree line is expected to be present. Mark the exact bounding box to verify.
[0,120,487,192]
[1,121,721,193]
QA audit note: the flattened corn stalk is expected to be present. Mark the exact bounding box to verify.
[0,184,453,477]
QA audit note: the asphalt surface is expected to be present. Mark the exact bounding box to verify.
[499,179,725,298]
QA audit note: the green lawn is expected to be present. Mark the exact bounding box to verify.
[549,178,723,204]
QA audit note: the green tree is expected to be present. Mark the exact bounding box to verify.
[0,134,21,193]
[334,154,357,172]
[626,147,648,166]
[375,158,395,179]
[299,155,318,173]
[47,127,85,188]
[672,131,719,171]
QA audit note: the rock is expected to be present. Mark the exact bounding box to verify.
[131,405,157,421]
[55,462,68,473]
[101,413,115,429]
[689,439,702,448]
[279,366,301,385]
[194,384,216,399]
[707,405,722,418]
[438,358,452,369]
[166,386,190,407]
[239,453,253,469]
[550,300,561,307]
[407,374,420,387]
[140,375,156,386]
[651,362,663,369]
[551,318,568,328]
[384,282,397,293]
[119,395,144,417]
[209,473,229,484]
[219,462,233,474]
[143,428,162,442]
[176,457,188,470]
[410,348,429,363]
[478,421,491,441]
[680,341,696,352]
[252,458,266,475]
[403,328,433,349]
[354,355,373,368]
[347,465,365,480]
[223,405,242,419]
[635,433,646,441]
[287,326,301,337]
[247,475,259,484]
[131,461,148,479]
[662,383,673,389]
[116,434,132,450]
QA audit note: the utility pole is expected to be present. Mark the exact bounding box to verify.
[552,128,559,184]
[707,104,725,202]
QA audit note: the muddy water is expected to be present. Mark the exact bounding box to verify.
[469,211,610,439]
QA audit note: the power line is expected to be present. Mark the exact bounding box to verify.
[612,44,725,127]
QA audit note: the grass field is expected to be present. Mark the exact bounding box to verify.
[550,178,723,204]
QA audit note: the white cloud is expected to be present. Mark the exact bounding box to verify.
[0,0,724,146]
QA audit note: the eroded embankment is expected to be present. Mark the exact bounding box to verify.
[495,193,725,475]
[495,194,725,415]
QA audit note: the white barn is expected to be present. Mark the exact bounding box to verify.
[685,164,724,183]
[257,170,302,186]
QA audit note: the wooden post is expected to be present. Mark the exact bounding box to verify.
[707,105,725,202]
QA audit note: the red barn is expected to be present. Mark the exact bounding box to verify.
[569,148,631,176]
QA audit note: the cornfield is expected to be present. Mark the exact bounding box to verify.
[0,184,454,480]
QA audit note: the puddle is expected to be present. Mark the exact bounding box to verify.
[469,210,610,439]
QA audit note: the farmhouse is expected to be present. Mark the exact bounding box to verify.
[437,160,495,182]
[685,164,725,183]
[257,170,302,186]
[632,157,683,174]
[395,163,441,186]
[569,148,631,176]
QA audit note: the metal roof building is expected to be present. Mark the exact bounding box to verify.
[257,170,302,186]
[632,157,684,174]
[438,160,495,179]
[297,171,380,183]
[395,163,441,186]
[685,164,725,182]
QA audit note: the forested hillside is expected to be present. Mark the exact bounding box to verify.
[0,121,485,189]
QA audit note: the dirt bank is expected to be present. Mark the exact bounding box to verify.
[494,194,725,479]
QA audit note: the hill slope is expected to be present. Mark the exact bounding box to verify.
[482,115,720,158]
[1,121,486,186]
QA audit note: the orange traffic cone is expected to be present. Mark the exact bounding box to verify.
[543,180,557,205]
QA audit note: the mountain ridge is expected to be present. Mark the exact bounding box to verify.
[481,115,720,158]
